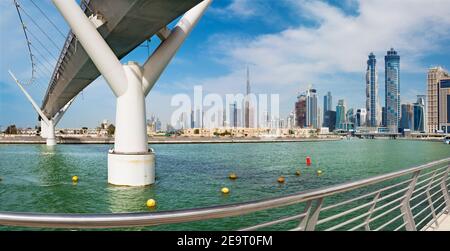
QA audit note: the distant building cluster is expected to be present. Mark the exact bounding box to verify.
[289,49,449,134]
[146,115,162,135]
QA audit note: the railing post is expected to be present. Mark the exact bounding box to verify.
[400,170,421,231]
[297,201,312,231]
[364,191,381,231]
[426,171,438,224]
[440,166,450,212]
[305,198,324,231]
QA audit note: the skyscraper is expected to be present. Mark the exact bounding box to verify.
[245,66,251,128]
[439,79,450,133]
[382,107,387,127]
[400,104,414,131]
[427,67,449,133]
[230,103,238,128]
[413,96,425,132]
[385,48,401,132]
[336,99,346,130]
[306,88,318,128]
[323,91,332,126]
[346,108,355,125]
[366,52,379,127]
[356,108,367,127]
[324,110,336,131]
[295,94,307,128]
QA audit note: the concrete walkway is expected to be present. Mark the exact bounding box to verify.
[425,212,450,231]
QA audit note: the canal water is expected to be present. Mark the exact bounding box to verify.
[0,139,448,230]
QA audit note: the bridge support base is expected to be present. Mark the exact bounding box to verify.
[41,119,56,146]
[108,150,155,186]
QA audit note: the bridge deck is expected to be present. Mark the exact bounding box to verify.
[41,0,201,118]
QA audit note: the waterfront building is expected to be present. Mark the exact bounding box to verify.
[355,108,367,127]
[366,52,380,127]
[286,112,295,129]
[336,99,346,130]
[400,104,414,131]
[182,127,319,138]
[427,67,449,133]
[385,48,401,132]
[295,94,307,128]
[229,103,238,128]
[323,91,332,126]
[190,110,195,129]
[244,66,255,128]
[306,87,319,128]
[324,110,336,132]
[317,107,322,130]
[413,96,425,132]
[382,106,387,127]
[346,108,355,125]
[439,78,450,133]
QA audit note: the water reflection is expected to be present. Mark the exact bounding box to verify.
[106,185,156,213]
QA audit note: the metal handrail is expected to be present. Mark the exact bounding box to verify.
[0,157,449,230]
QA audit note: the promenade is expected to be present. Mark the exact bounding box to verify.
[0,135,342,145]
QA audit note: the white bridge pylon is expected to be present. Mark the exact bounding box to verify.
[50,0,212,186]
[8,70,75,147]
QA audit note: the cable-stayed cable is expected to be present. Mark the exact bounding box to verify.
[30,43,56,71]
[29,0,66,39]
[18,3,62,50]
[26,27,59,61]
[13,0,36,85]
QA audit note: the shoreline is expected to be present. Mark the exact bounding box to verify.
[0,136,344,145]
[0,136,446,145]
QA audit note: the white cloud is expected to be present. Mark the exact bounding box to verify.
[210,0,262,18]
[179,0,450,115]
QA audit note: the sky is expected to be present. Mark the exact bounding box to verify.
[1,0,449,129]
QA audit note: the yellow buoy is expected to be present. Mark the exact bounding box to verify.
[146,199,156,208]
[72,176,79,183]
[317,170,323,176]
[295,171,301,176]
[221,187,230,194]
[229,172,238,180]
[277,176,286,183]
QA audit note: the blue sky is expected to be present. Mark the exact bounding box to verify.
[1,0,449,129]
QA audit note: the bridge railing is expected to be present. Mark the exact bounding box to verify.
[0,158,449,230]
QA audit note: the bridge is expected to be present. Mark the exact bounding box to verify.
[11,0,211,187]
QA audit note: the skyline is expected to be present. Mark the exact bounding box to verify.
[1,0,450,129]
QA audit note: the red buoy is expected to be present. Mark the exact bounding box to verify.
[306,156,312,166]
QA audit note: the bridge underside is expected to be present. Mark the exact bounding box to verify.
[41,0,202,118]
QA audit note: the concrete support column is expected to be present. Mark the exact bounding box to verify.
[108,63,154,186]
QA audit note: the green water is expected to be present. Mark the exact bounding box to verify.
[0,140,448,230]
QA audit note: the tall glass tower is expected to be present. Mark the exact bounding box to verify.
[323,91,332,126]
[336,99,346,130]
[366,53,379,127]
[385,48,400,132]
